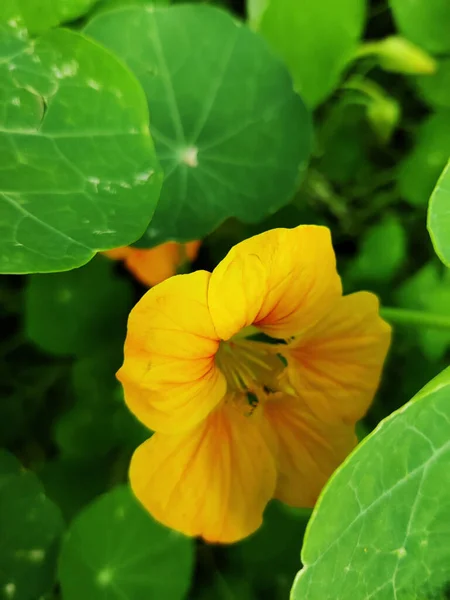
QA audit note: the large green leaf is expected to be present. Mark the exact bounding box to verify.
[398,111,450,207]
[58,485,194,600]
[0,16,162,273]
[256,0,366,107]
[24,256,132,356]
[291,367,450,600]
[14,0,101,34]
[428,161,450,268]
[0,450,64,600]
[389,0,450,55]
[85,4,311,246]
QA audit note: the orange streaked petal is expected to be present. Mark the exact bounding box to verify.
[130,401,277,543]
[117,271,226,434]
[208,226,342,340]
[285,291,391,424]
[263,393,356,507]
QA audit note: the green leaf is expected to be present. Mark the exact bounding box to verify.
[14,0,101,34]
[256,0,366,107]
[85,4,311,246]
[396,262,450,361]
[416,58,450,109]
[39,458,111,523]
[398,111,450,207]
[428,161,450,268]
[0,18,162,273]
[58,485,194,600]
[94,0,169,17]
[389,0,450,55]
[347,215,407,282]
[24,257,132,356]
[0,451,64,600]
[291,366,450,600]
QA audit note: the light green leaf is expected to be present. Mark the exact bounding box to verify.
[24,257,132,356]
[291,367,450,600]
[256,0,366,107]
[398,111,450,207]
[428,161,450,268]
[0,450,64,600]
[348,215,407,282]
[85,4,311,246]
[0,19,162,273]
[15,0,101,34]
[94,0,169,16]
[416,58,450,109]
[389,0,450,55]
[58,485,194,600]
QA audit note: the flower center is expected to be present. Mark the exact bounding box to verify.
[215,332,286,414]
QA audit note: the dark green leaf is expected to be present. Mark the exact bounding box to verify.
[85,4,311,246]
[291,367,450,600]
[0,16,162,273]
[58,485,194,600]
[0,451,64,600]
[24,257,132,356]
[398,111,450,207]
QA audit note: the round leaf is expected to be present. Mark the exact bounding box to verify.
[389,0,450,55]
[428,160,450,268]
[0,18,162,273]
[398,111,450,207]
[291,367,450,600]
[85,4,311,246]
[0,451,64,600]
[257,0,366,107]
[58,485,194,600]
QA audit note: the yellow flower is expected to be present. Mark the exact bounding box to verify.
[104,241,201,287]
[117,226,391,543]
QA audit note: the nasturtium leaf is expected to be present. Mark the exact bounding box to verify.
[398,111,450,207]
[94,0,169,16]
[291,367,450,600]
[25,257,132,356]
[14,0,101,34]
[256,0,366,107]
[428,161,450,268]
[58,485,194,600]
[0,18,162,274]
[85,4,311,246]
[347,215,406,282]
[389,0,450,55]
[417,58,450,110]
[0,451,64,600]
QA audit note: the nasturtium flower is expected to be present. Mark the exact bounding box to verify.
[104,241,201,287]
[118,226,391,543]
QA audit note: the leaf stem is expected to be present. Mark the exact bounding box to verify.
[380,307,450,330]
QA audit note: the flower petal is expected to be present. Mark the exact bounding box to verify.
[130,401,277,543]
[125,242,201,287]
[285,292,391,424]
[208,226,342,340]
[117,271,226,434]
[263,393,356,507]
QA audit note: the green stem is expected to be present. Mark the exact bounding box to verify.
[380,307,450,330]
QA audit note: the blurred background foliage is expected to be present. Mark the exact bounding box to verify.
[0,0,449,598]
